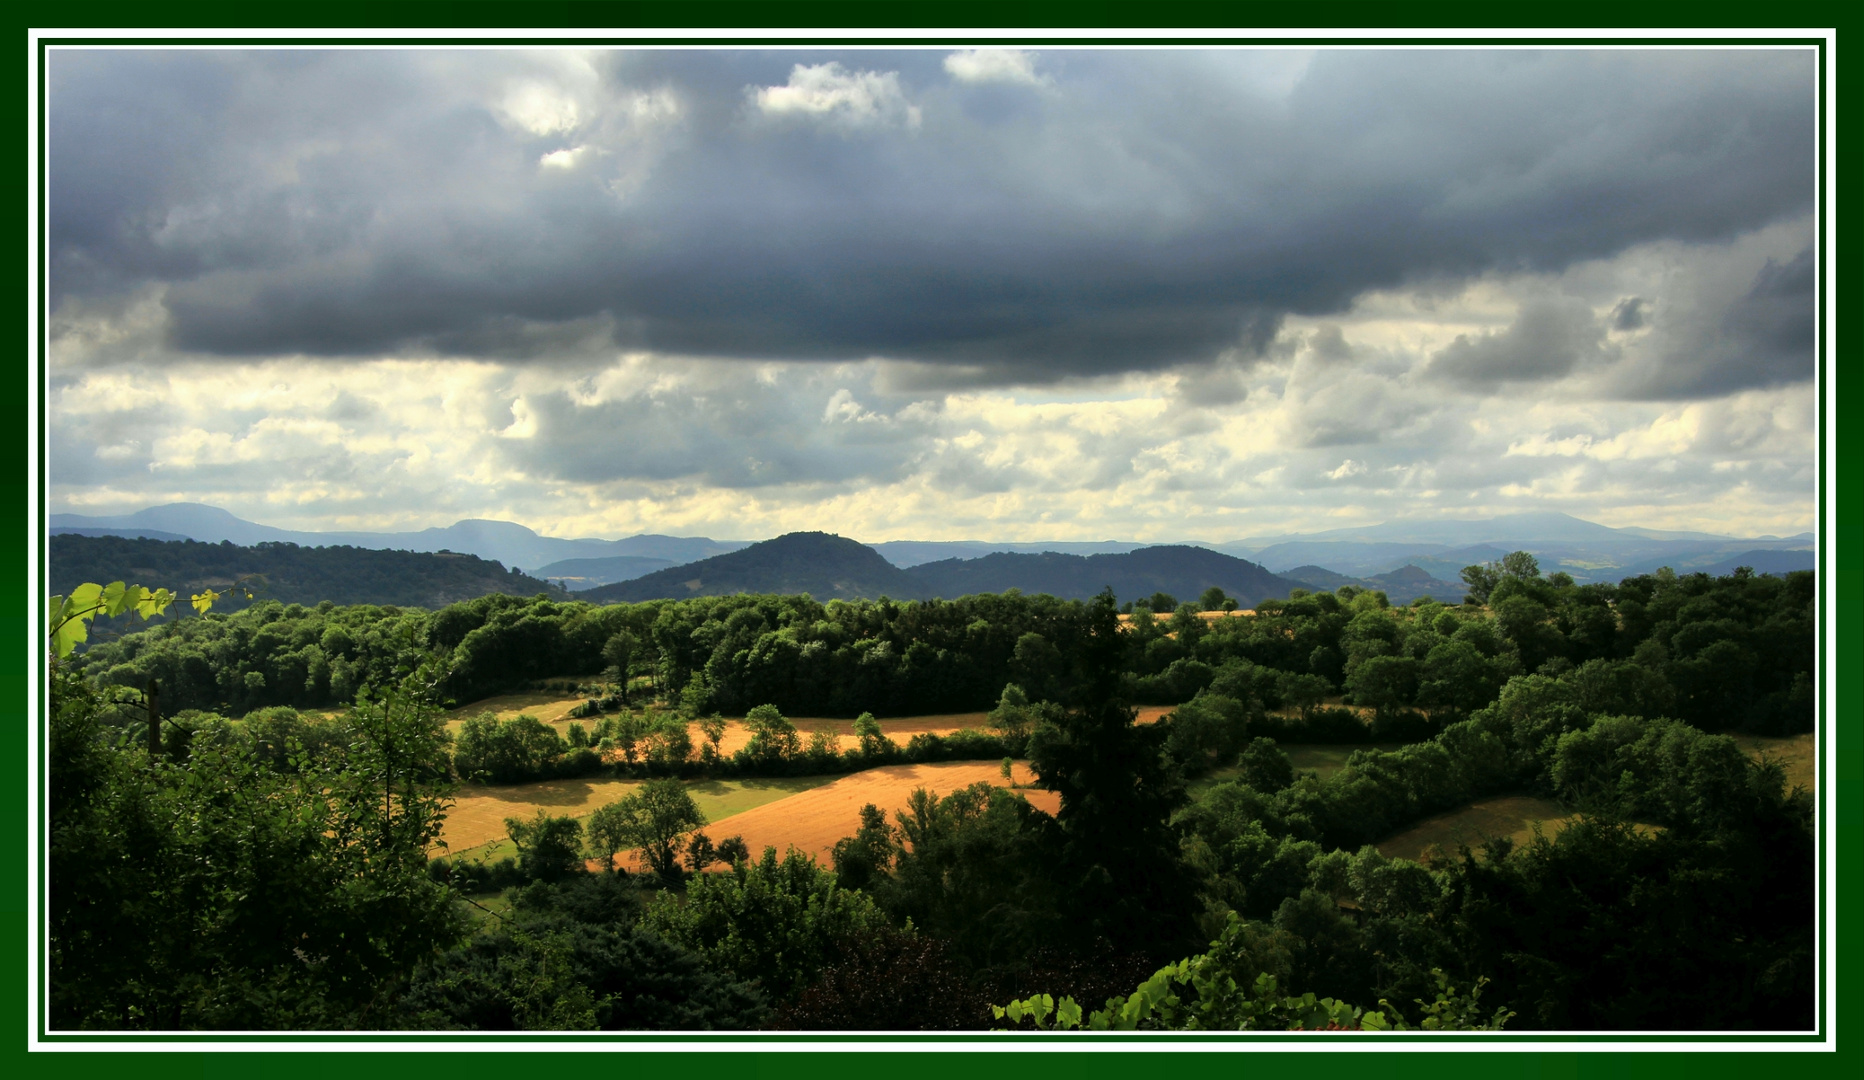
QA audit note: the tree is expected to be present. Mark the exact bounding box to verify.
[852,711,891,759]
[49,605,463,1029]
[505,811,586,883]
[1461,551,1541,606]
[1343,654,1418,716]
[602,630,636,687]
[594,779,708,885]
[1276,671,1332,719]
[1026,589,1200,953]
[698,713,728,755]
[1200,586,1229,612]
[743,703,800,766]
[640,846,888,1001]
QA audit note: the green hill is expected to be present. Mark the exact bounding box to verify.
[580,531,929,602]
[50,534,567,615]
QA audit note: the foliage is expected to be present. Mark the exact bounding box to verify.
[993,914,1512,1031]
[588,779,707,885]
[639,846,889,1001]
[503,811,585,884]
[400,874,762,1031]
[49,645,462,1029]
[51,533,563,619]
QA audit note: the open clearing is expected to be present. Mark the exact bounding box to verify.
[611,760,1059,873]
[444,774,835,860]
[1375,796,1575,862]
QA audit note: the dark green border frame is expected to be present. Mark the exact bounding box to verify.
[11,5,1852,1074]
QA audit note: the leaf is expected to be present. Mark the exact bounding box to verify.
[191,588,220,616]
[99,581,130,618]
[51,615,88,659]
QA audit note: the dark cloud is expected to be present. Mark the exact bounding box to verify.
[50,49,1814,385]
[1611,296,1648,331]
[1427,298,1611,388]
[1624,246,1814,399]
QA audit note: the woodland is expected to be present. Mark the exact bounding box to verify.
[47,557,1816,1031]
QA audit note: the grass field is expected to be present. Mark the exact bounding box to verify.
[1375,795,1576,863]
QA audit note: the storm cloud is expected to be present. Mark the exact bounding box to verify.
[43,46,1822,543]
[50,48,1815,388]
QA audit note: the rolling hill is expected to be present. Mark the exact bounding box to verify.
[49,503,750,573]
[49,534,569,613]
[904,545,1302,607]
[580,532,931,603]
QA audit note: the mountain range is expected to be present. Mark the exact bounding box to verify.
[50,504,749,574]
[51,502,1814,591]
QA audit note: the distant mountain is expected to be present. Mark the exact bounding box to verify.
[50,534,567,615]
[1231,512,1813,587]
[1673,548,1816,579]
[533,555,678,589]
[869,539,1157,569]
[582,532,930,603]
[49,503,750,573]
[1235,511,1664,548]
[53,526,194,543]
[905,545,1301,607]
[1281,563,1466,605]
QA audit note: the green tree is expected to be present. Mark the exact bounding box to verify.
[640,846,888,1001]
[1026,589,1199,952]
[505,811,586,883]
[743,703,801,766]
[594,779,708,885]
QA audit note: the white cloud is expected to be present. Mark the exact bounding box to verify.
[497,80,584,136]
[538,145,589,170]
[943,49,1048,86]
[1327,459,1367,480]
[753,62,921,129]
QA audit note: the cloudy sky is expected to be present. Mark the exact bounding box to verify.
[44,46,1820,542]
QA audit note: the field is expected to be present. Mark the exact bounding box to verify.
[1375,795,1577,863]
[443,774,837,863]
[612,760,1058,873]
[443,689,1174,759]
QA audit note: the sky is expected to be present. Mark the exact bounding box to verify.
[44,46,1821,542]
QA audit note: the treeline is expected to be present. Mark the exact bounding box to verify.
[48,565,1817,1031]
[75,558,1815,741]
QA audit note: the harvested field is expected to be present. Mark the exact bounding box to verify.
[704,712,989,757]
[444,776,643,855]
[1734,732,1817,793]
[441,693,1170,763]
[612,760,1059,873]
[442,691,590,735]
[1375,796,1574,863]
[1117,610,1255,629]
[443,775,836,860]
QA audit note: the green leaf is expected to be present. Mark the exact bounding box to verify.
[51,612,89,658]
[99,580,130,618]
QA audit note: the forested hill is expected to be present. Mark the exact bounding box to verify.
[581,531,931,603]
[905,544,1302,606]
[50,533,567,611]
